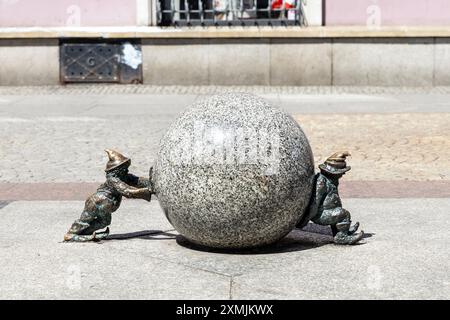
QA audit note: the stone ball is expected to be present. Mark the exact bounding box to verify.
[153,93,315,249]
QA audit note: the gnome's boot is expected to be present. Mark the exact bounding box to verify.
[348,222,360,234]
[64,210,111,242]
[64,227,110,242]
[333,221,364,245]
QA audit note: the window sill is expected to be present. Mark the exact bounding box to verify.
[1,26,450,39]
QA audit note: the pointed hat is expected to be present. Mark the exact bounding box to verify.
[104,149,131,172]
[319,151,351,175]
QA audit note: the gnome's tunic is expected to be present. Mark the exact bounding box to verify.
[68,173,151,236]
[297,153,350,229]
[297,172,348,228]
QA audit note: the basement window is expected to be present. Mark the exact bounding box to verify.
[157,0,306,26]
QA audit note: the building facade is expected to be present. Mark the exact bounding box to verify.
[1,0,450,86]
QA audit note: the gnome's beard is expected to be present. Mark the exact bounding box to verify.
[107,166,129,179]
[323,172,343,185]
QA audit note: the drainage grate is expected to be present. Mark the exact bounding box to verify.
[60,40,143,84]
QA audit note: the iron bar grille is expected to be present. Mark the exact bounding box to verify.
[157,0,306,26]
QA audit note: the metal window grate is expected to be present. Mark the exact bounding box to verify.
[157,0,306,26]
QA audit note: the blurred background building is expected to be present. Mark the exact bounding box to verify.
[1,0,450,86]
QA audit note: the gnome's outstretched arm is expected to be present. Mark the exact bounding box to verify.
[126,174,151,188]
[296,173,327,228]
[106,176,152,201]
[125,167,154,193]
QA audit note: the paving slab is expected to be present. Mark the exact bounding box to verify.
[0,199,448,299]
[0,201,230,300]
[232,199,450,300]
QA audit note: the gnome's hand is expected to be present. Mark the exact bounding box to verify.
[139,188,152,202]
[149,166,154,181]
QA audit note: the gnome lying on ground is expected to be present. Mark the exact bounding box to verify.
[296,152,364,245]
[64,149,154,242]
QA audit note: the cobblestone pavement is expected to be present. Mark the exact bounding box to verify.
[297,113,450,181]
[1,86,450,183]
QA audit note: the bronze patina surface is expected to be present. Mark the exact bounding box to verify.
[297,152,364,245]
[64,149,154,242]
[63,148,363,245]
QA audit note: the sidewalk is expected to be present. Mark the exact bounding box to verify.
[0,86,449,299]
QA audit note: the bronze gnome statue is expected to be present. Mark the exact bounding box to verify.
[63,148,364,246]
[64,149,154,242]
[296,152,364,245]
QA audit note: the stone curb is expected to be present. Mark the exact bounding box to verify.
[2,85,450,95]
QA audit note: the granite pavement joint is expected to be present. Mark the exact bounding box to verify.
[104,238,235,278]
[229,276,234,300]
[0,200,11,210]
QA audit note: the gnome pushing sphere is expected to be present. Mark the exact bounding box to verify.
[64,149,154,242]
[296,152,364,245]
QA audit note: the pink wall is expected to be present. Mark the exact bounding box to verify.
[0,0,137,27]
[2,0,450,27]
[325,0,450,26]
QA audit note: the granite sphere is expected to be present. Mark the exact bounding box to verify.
[153,93,315,249]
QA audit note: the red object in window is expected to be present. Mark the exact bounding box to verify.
[271,0,296,10]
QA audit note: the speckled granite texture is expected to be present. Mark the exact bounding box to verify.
[154,93,315,249]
